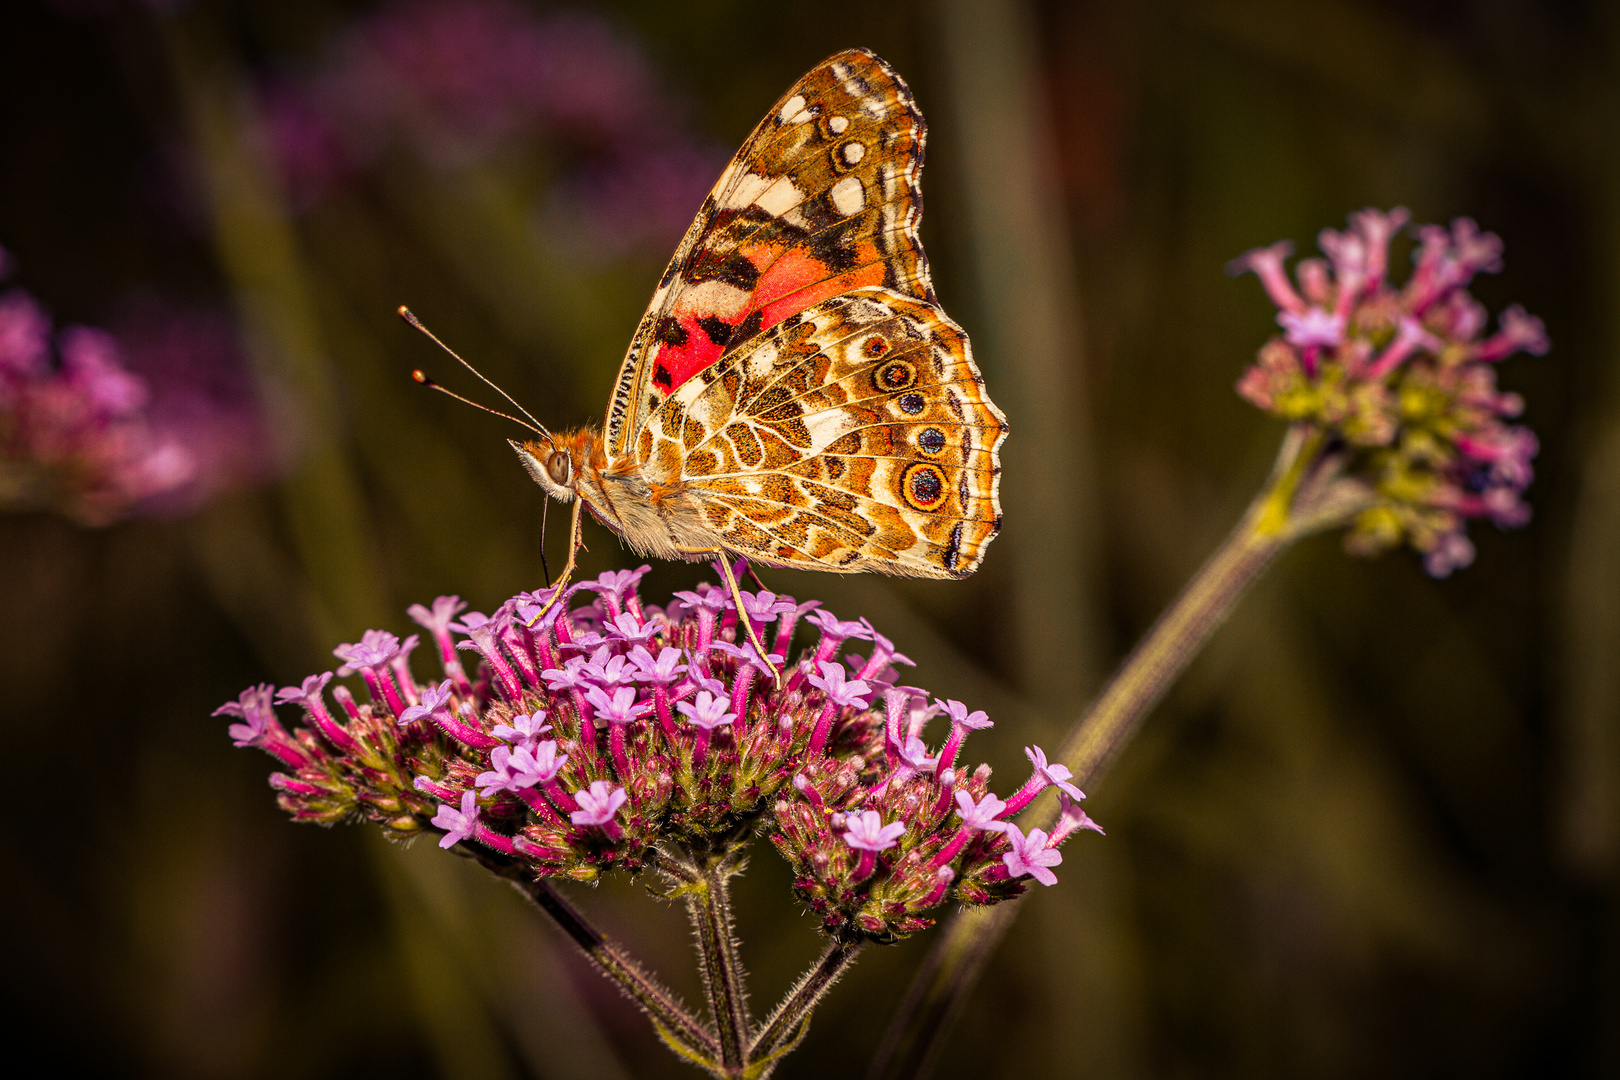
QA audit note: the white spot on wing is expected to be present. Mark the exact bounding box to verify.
[723,172,771,210]
[805,408,855,451]
[672,280,750,321]
[842,142,866,165]
[829,115,849,133]
[755,177,805,217]
[779,94,814,124]
[747,341,779,380]
[829,176,865,217]
[672,374,709,408]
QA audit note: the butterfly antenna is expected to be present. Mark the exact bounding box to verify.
[410,369,545,436]
[398,306,550,437]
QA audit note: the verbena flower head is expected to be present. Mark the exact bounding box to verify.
[1230,209,1547,576]
[227,565,1101,942]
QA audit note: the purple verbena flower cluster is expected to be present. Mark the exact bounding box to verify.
[1230,209,1548,576]
[224,564,1103,942]
[0,254,269,525]
[258,0,722,255]
[774,695,1102,940]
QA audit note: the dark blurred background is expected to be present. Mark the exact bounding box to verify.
[1,0,1614,1076]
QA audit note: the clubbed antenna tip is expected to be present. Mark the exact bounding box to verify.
[396,303,550,437]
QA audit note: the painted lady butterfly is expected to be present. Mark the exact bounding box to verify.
[475,50,1005,673]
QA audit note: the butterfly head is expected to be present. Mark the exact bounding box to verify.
[510,437,576,502]
[511,428,608,505]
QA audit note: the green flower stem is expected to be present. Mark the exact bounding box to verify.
[750,937,866,1064]
[686,857,753,1074]
[466,849,719,1062]
[1053,430,1325,786]
[871,426,1370,1080]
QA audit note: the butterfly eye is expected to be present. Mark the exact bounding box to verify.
[546,453,571,486]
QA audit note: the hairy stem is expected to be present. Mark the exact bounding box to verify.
[687,857,752,1072]
[751,937,866,1063]
[871,427,1369,1080]
[654,847,702,887]
[464,849,719,1062]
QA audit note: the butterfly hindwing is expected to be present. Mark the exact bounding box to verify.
[604,48,931,459]
[637,288,1006,578]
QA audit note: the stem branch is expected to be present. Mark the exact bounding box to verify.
[871,427,1366,1080]
[751,937,866,1063]
[464,848,719,1062]
[688,857,752,1072]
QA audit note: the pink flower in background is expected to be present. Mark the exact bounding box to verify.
[114,296,279,510]
[0,254,273,525]
[255,81,354,214]
[1230,210,1548,576]
[545,142,727,262]
[431,790,481,849]
[258,0,724,255]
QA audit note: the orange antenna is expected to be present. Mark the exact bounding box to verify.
[411,369,546,436]
[398,306,550,437]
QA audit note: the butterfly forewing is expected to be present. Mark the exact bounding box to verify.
[562,49,1006,584]
[604,48,932,459]
[638,288,1005,579]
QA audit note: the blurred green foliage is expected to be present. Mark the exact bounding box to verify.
[0,0,1613,1077]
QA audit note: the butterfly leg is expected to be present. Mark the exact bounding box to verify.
[717,556,784,690]
[678,547,783,689]
[526,499,584,628]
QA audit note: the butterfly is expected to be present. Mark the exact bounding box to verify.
[415,49,1006,681]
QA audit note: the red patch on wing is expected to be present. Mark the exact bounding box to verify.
[755,262,886,329]
[650,239,886,394]
[753,246,817,293]
[650,317,727,392]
